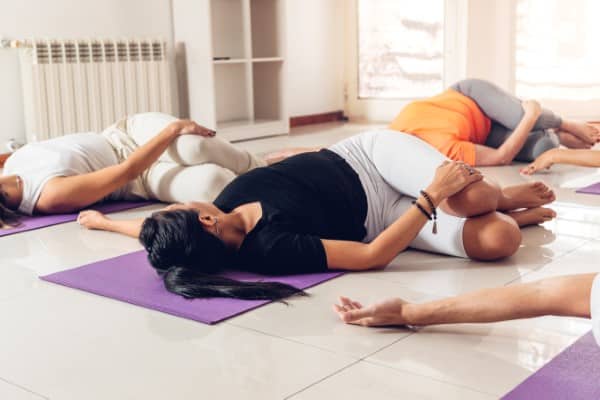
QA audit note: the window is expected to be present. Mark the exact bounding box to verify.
[515,0,600,102]
[357,0,445,99]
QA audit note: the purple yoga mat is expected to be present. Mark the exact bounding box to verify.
[502,331,600,400]
[40,250,343,324]
[576,182,600,195]
[0,201,153,237]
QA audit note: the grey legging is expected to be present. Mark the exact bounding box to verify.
[450,79,562,162]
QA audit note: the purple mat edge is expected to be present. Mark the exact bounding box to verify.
[40,270,344,325]
[39,250,345,325]
[501,330,600,399]
[576,182,600,195]
[0,201,154,237]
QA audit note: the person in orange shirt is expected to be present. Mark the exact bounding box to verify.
[390,79,599,166]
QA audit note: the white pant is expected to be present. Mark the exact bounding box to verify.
[103,113,265,203]
[330,130,467,258]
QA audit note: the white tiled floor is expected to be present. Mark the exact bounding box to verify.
[1,122,599,399]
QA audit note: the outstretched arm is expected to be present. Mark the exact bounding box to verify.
[78,210,144,238]
[36,120,214,213]
[474,100,541,166]
[322,161,483,271]
[521,148,600,175]
[333,274,596,327]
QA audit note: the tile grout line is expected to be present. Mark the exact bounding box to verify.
[504,237,593,286]
[0,376,50,400]
[359,358,498,398]
[283,360,361,399]
[224,320,358,358]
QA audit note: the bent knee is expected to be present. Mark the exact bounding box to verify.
[464,213,521,261]
[443,179,501,217]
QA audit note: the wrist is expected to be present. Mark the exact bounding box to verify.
[166,121,183,137]
[423,185,444,207]
[404,303,426,326]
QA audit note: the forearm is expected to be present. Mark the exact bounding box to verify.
[404,274,596,326]
[551,149,600,168]
[96,217,145,238]
[489,112,538,165]
[121,125,180,180]
[367,193,439,267]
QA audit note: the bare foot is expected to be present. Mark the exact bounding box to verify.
[561,120,600,145]
[507,207,556,227]
[332,296,410,327]
[558,131,593,149]
[498,182,556,211]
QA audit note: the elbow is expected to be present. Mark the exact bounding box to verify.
[491,152,513,166]
[36,192,71,213]
[364,245,401,270]
[120,160,140,181]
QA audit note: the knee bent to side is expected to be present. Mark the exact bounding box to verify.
[479,217,521,260]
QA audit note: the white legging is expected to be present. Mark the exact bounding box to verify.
[330,130,467,257]
[112,113,264,202]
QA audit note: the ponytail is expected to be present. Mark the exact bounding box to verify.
[163,267,307,301]
[140,209,307,302]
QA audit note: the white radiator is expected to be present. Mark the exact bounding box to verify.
[19,39,173,142]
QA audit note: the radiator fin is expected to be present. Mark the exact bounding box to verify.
[20,39,173,142]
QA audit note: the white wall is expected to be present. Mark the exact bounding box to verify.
[465,0,515,91]
[0,0,175,146]
[0,0,348,148]
[285,0,345,117]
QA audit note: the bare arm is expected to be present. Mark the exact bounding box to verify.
[323,162,483,271]
[36,120,214,213]
[334,274,596,327]
[78,210,144,238]
[521,148,600,175]
[474,100,541,166]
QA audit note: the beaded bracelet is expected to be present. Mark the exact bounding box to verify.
[420,190,438,235]
[412,200,432,221]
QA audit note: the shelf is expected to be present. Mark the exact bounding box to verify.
[213,58,249,64]
[214,63,251,125]
[217,118,289,142]
[211,0,247,59]
[250,0,282,58]
[253,61,282,121]
[252,57,284,63]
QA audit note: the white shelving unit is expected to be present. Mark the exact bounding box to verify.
[173,0,288,142]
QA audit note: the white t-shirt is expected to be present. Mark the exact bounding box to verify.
[592,274,600,345]
[3,133,121,215]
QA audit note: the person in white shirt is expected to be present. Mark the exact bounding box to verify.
[0,112,265,226]
[334,273,600,346]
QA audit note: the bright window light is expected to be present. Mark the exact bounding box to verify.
[515,0,600,101]
[358,0,445,99]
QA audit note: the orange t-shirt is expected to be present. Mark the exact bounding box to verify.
[389,89,491,166]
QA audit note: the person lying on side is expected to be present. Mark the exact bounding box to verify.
[79,130,556,302]
[389,78,599,166]
[333,273,600,345]
[0,112,266,228]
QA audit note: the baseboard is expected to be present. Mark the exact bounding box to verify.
[290,111,347,128]
[0,152,10,168]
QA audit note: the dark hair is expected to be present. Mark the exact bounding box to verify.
[139,209,306,302]
[0,192,20,229]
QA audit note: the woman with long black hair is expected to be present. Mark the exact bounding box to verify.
[79,130,557,301]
